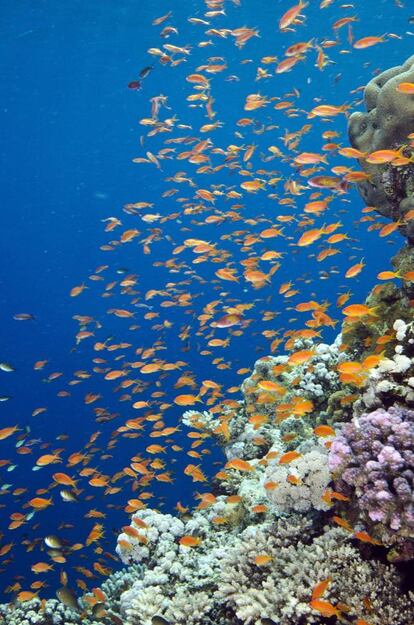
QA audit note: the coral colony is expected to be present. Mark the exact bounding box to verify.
[3,47,414,625]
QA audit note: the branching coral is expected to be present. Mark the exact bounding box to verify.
[216,524,414,625]
[329,406,414,560]
[263,445,331,513]
[0,598,88,625]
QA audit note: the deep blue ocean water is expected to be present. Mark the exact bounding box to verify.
[0,0,412,603]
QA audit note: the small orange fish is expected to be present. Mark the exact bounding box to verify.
[0,426,19,440]
[353,35,386,49]
[314,425,335,437]
[179,535,201,547]
[345,259,365,278]
[225,458,254,472]
[332,515,353,532]
[288,349,314,365]
[310,104,347,117]
[251,504,268,513]
[70,284,87,297]
[309,599,341,618]
[342,304,378,318]
[174,394,201,406]
[31,562,53,574]
[353,531,382,546]
[297,228,323,247]
[397,82,414,94]
[311,577,331,600]
[379,221,401,237]
[17,591,38,602]
[279,0,308,31]
[278,451,301,464]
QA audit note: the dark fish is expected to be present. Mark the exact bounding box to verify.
[128,80,142,90]
[60,489,78,503]
[92,603,107,618]
[0,396,11,402]
[152,617,170,625]
[0,363,15,372]
[56,587,80,611]
[44,535,64,549]
[139,65,154,79]
[409,16,414,23]
[13,313,35,321]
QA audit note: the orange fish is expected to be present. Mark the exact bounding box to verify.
[297,228,323,247]
[314,425,335,437]
[0,425,20,442]
[342,304,378,318]
[353,531,382,546]
[309,599,341,618]
[174,394,201,406]
[225,458,254,472]
[255,554,272,566]
[179,535,201,547]
[353,35,386,49]
[278,451,301,464]
[311,578,331,600]
[279,1,308,31]
[28,497,53,509]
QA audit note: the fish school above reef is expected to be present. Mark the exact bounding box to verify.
[3,0,414,624]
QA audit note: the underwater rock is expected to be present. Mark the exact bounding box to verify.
[392,244,414,300]
[351,319,414,414]
[348,54,414,240]
[341,281,413,360]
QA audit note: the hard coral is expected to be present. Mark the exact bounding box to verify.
[329,406,414,560]
[348,54,414,240]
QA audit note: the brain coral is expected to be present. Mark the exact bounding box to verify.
[348,54,414,240]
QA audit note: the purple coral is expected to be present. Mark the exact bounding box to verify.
[329,406,414,560]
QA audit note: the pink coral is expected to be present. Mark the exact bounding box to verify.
[329,406,414,561]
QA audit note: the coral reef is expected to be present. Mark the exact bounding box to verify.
[3,325,414,623]
[115,509,414,625]
[113,330,414,622]
[329,406,414,561]
[0,598,87,625]
[3,332,414,625]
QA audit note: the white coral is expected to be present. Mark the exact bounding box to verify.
[116,509,185,564]
[263,446,331,513]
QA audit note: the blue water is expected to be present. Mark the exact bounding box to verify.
[0,0,411,602]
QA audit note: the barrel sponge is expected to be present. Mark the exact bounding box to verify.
[349,54,414,152]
